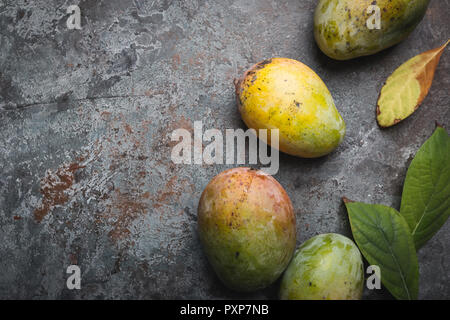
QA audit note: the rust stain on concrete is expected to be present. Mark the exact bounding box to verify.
[34,162,85,222]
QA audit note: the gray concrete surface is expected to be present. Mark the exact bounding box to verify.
[0,0,449,300]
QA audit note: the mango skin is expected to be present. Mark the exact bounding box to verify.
[314,0,430,60]
[235,58,345,158]
[198,167,296,292]
[280,233,364,300]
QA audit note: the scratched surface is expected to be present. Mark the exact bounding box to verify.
[0,0,449,299]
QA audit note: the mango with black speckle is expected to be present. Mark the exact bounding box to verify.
[198,167,296,292]
[280,233,364,300]
[314,0,430,60]
[235,58,346,158]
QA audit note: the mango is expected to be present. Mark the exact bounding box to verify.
[314,0,430,60]
[280,233,364,300]
[235,58,345,158]
[198,167,296,292]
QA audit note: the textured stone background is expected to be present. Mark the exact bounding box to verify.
[0,0,448,300]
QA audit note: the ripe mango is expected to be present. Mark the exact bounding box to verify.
[280,233,364,300]
[314,0,430,60]
[235,58,345,158]
[198,168,296,292]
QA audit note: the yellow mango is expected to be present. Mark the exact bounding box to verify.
[235,58,345,158]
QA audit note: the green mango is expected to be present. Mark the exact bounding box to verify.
[280,233,364,300]
[198,168,296,292]
[314,0,430,60]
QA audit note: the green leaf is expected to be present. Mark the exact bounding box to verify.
[344,200,419,300]
[400,126,450,249]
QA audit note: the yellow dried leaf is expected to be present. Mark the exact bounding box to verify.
[377,40,449,128]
